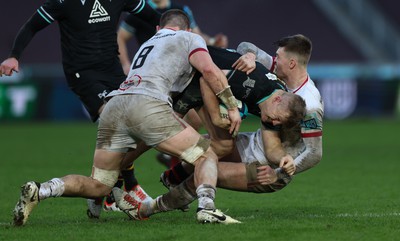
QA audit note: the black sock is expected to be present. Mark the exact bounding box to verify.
[165,162,190,186]
[121,164,138,191]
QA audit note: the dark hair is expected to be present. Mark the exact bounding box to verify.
[275,34,312,65]
[159,9,190,30]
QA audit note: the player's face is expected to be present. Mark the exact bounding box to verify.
[274,47,291,79]
[261,96,289,126]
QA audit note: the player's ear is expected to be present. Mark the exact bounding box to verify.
[289,58,296,69]
[156,25,161,31]
[273,95,282,103]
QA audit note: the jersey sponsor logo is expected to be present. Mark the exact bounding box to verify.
[301,114,322,130]
[242,77,255,88]
[88,0,110,24]
[175,100,190,113]
[265,72,278,80]
[240,77,254,99]
[301,118,318,129]
[266,73,287,90]
[97,90,108,99]
[119,74,142,91]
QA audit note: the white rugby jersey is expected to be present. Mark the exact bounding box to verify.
[291,76,324,137]
[107,28,207,105]
[236,75,324,167]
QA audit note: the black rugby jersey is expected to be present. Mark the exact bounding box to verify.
[173,46,287,131]
[207,46,287,118]
[10,0,159,73]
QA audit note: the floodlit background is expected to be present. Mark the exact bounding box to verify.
[1,0,400,121]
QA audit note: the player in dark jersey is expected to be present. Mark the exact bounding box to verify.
[0,0,160,219]
[1,0,159,121]
[174,47,284,118]
[160,46,306,195]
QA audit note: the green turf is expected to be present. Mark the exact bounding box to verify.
[1,118,399,241]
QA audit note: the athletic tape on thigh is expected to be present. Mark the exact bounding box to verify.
[180,137,211,164]
[91,166,119,187]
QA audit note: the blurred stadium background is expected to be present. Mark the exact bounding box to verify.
[1,0,400,121]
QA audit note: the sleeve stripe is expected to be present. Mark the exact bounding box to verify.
[257,89,278,105]
[131,0,145,14]
[37,7,54,24]
[301,131,323,138]
[120,21,135,34]
[188,48,208,59]
[270,56,276,72]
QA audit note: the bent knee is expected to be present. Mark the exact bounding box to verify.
[180,136,211,164]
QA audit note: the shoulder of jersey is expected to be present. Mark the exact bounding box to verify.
[265,72,287,91]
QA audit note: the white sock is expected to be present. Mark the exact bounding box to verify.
[39,178,65,200]
[196,184,216,210]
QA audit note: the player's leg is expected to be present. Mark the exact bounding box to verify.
[63,71,133,215]
[155,127,240,224]
[155,149,247,214]
[196,98,235,158]
[121,142,153,201]
[87,95,142,219]
[159,104,235,191]
[157,109,204,168]
[103,95,237,223]
[13,148,125,226]
[138,174,197,218]
[157,76,205,169]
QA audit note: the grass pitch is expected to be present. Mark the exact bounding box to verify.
[0,118,399,241]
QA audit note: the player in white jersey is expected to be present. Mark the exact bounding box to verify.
[12,9,242,226]
[233,34,323,177]
[128,34,323,217]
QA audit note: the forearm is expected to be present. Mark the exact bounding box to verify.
[199,78,221,120]
[293,138,323,174]
[262,128,287,165]
[10,13,49,60]
[202,68,237,109]
[236,42,274,71]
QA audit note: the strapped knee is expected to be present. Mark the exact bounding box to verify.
[179,136,211,164]
[91,166,119,187]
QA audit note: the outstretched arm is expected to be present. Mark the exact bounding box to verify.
[0,12,50,76]
[293,136,322,174]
